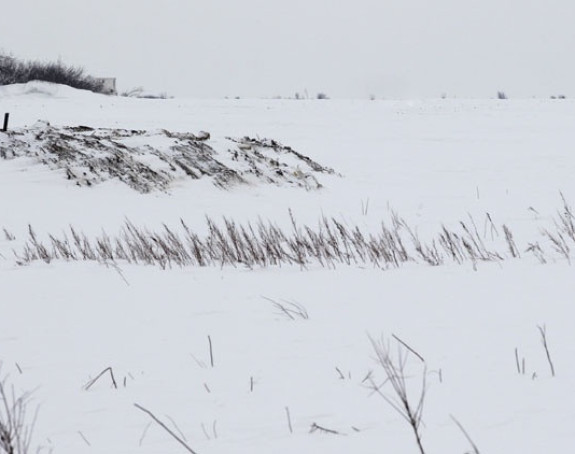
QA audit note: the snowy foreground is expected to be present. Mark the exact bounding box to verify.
[1,82,575,453]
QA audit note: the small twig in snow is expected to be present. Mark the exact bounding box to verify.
[263,296,309,320]
[103,260,130,286]
[537,325,556,377]
[201,423,211,441]
[189,354,207,369]
[84,367,118,390]
[78,431,91,446]
[450,415,480,454]
[134,403,198,454]
[309,422,340,435]
[138,421,153,446]
[208,335,214,368]
[285,407,293,434]
[166,415,188,441]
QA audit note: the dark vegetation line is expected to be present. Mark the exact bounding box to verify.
[0,52,104,93]
[10,200,575,270]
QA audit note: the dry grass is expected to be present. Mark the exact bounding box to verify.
[11,199,575,271]
[12,213,505,270]
[368,335,427,454]
[0,374,37,454]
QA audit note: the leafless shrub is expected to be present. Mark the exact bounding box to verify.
[0,52,104,93]
[368,335,427,454]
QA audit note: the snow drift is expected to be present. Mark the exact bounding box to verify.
[0,121,335,191]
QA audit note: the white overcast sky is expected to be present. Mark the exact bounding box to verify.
[2,0,575,98]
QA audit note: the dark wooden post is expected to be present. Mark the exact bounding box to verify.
[2,113,8,132]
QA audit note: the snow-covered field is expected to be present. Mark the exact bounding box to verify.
[1,82,575,453]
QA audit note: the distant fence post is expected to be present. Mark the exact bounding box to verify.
[2,113,9,132]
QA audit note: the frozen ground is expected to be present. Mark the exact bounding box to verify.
[1,82,575,453]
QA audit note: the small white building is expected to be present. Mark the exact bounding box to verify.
[95,77,117,95]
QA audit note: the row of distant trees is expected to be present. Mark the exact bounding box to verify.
[0,53,105,93]
[445,91,567,100]
[295,91,329,100]
[0,53,569,101]
[276,91,569,101]
[496,91,567,100]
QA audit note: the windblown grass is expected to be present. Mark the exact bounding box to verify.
[12,200,575,270]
